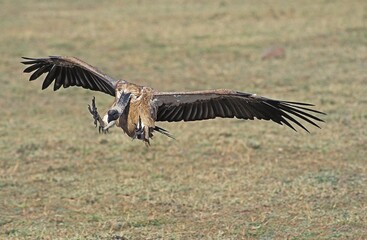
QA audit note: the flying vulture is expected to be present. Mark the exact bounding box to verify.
[22,56,325,145]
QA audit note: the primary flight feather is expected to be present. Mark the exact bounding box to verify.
[22,56,325,145]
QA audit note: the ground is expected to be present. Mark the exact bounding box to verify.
[0,0,366,239]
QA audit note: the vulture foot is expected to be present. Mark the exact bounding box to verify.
[88,96,107,134]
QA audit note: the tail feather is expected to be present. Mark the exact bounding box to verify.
[154,126,175,140]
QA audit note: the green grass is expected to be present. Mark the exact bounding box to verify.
[1,0,366,239]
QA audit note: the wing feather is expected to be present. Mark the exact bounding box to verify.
[224,98,235,117]
[30,65,51,80]
[189,102,198,120]
[54,69,64,91]
[213,99,225,117]
[277,105,321,128]
[24,63,44,73]
[170,105,183,121]
[163,106,177,121]
[42,65,57,90]
[60,68,70,88]
[194,102,203,120]
[183,104,193,121]
[22,56,117,96]
[237,101,254,120]
[206,101,215,119]
[201,101,209,119]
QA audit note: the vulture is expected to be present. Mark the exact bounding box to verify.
[22,56,325,145]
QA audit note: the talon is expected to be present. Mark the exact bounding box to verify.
[98,125,108,134]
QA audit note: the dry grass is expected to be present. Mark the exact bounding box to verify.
[1,0,366,239]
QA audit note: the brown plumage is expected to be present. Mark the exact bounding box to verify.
[22,56,325,145]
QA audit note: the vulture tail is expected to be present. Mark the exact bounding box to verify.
[154,126,175,140]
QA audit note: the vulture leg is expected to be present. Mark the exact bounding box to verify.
[135,116,144,139]
[88,96,108,134]
[135,116,150,146]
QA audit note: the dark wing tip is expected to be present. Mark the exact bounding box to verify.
[21,56,35,60]
[276,101,325,132]
[282,102,327,116]
[283,100,315,106]
[21,57,38,65]
[246,94,325,132]
[21,56,61,64]
[21,56,117,96]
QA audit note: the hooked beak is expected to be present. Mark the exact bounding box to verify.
[107,109,119,123]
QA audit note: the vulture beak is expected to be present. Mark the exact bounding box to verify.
[107,109,120,123]
[107,92,131,123]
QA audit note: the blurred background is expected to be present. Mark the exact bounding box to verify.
[0,0,366,239]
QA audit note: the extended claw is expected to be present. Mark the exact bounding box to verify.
[99,125,109,134]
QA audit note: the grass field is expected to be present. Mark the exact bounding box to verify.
[1,0,366,239]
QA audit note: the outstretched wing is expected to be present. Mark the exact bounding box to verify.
[22,56,118,96]
[153,89,325,132]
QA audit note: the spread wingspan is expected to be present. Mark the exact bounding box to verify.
[153,89,325,132]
